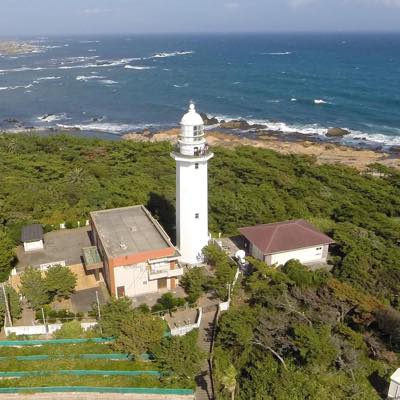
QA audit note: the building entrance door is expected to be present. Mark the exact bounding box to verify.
[117,286,125,298]
[158,278,167,290]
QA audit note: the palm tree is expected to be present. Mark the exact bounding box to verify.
[220,364,237,400]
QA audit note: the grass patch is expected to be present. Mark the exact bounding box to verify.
[0,375,183,389]
[0,359,153,372]
[0,343,114,357]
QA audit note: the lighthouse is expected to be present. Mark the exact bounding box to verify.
[171,103,214,265]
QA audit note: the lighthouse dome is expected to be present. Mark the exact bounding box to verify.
[180,103,204,126]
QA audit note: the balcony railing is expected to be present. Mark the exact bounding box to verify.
[174,143,211,157]
[148,266,184,280]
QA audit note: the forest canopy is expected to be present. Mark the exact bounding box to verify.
[1,133,400,398]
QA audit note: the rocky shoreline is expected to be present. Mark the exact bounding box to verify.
[1,114,399,170]
[0,41,38,55]
[122,127,400,171]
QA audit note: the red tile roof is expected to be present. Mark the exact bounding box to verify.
[238,220,335,255]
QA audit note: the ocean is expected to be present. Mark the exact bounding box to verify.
[0,33,399,146]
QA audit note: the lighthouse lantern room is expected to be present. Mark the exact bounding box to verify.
[171,103,214,265]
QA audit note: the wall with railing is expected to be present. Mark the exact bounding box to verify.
[169,308,202,337]
[4,322,97,337]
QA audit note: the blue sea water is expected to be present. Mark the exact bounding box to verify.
[0,33,399,145]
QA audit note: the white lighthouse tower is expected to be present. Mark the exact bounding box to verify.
[171,103,214,265]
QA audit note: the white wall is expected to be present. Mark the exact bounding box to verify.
[176,159,210,265]
[4,322,97,337]
[23,240,44,252]
[114,263,158,297]
[270,245,326,266]
[169,308,202,336]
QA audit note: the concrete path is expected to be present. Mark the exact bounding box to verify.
[195,304,218,400]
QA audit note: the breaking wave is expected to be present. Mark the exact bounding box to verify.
[314,99,329,105]
[37,76,61,81]
[99,79,118,85]
[76,75,105,81]
[0,66,45,73]
[151,51,194,58]
[124,65,154,70]
[261,51,292,55]
[55,122,154,134]
[38,113,69,123]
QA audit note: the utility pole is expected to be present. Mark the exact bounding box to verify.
[95,290,103,336]
[95,290,101,319]
[226,283,232,303]
[1,283,12,328]
[41,307,48,334]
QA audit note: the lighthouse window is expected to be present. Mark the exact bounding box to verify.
[195,213,199,219]
[195,163,199,169]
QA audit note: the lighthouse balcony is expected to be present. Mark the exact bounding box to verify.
[173,142,212,158]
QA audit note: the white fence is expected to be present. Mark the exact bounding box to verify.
[4,322,97,337]
[169,308,203,337]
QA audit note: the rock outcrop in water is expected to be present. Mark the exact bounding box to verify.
[220,119,251,129]
[0,41,37,55]
[326,127,350,137]
[199,113,219,126]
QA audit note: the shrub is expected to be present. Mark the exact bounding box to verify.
[54,320,84,339]
[283,259,329,289]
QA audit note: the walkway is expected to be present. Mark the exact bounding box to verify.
[195,303,218,400]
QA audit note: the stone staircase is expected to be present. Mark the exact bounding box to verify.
[195,305,218,400]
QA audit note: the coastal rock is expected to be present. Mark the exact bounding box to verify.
[220,119,251,130]
[4,118,20,124]
[199,113,219,126]
[326,127,350,137]
[389,146,400,154]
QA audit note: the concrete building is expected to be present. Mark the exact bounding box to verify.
[89,205,183,298]
[171,103,214,265]
[239,219,335,266]
[21,224,44,252]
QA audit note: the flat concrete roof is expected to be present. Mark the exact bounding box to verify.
[90,205,173,259]
[16,227,92,272]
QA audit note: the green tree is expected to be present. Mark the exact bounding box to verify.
[20,267,49,310]
[152,292,185,314]
[2,285,22,322]
[214,346,237,400]
[99,297,134,337]
[44,265,77,301]
[180,267,208,304]
[0,229,14,282]
[293,324,338,369]
[152,330,204,383]
[113,312,165,358]
[203,244,237,301]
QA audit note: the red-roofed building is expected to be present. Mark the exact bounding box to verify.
[239,220,335,266]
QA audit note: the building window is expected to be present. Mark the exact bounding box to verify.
[195,213,199,219]
[195,163,199,169]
